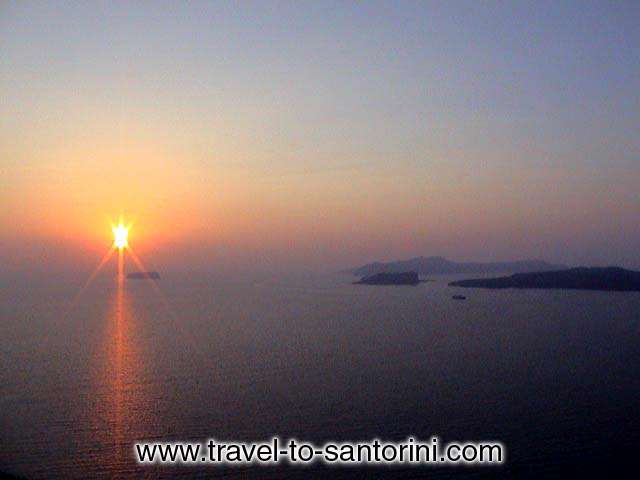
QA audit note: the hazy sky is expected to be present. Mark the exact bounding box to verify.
[1,1,639,273]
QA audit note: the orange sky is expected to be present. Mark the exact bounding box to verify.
[1,3,639,273]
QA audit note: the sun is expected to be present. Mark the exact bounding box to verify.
[112,223,129,250]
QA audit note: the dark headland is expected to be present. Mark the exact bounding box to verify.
[449,267,640,292]
[354,271,421,286]
[126,271,160,280]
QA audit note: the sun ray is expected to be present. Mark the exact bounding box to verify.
[126,246,162,295]
[126,245,207,358]
[61,245,116,319]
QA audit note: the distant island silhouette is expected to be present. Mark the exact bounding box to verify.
[126,271,160,280]
[354,271,421,286]
[449,267,640,292]
[349,256,565,277]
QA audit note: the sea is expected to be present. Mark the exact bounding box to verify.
[1,271,639,479]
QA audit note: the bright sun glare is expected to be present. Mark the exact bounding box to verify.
[112,223,129,249]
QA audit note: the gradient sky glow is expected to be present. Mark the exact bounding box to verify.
[1,1,639,273]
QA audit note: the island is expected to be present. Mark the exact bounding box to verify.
[449,267,640,292]
[354,271,420,286]
[348,256,565,277]
[126,271,161,280]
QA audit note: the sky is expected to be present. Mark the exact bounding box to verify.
[1,1,639,273]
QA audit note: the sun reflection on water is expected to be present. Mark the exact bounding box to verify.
[87,248,158,477]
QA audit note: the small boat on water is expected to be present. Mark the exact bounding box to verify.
[452,295,466,300]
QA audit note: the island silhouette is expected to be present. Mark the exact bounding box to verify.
[450,267,640,292]
[126,271,160,280]
[354,271,421,286]
[349,256,565,277]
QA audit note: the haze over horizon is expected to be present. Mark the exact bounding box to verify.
[2,1,639,274]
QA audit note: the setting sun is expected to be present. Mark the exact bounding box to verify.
[112,223,129,250]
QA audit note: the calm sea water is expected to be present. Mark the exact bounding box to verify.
[1,271,639,479]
